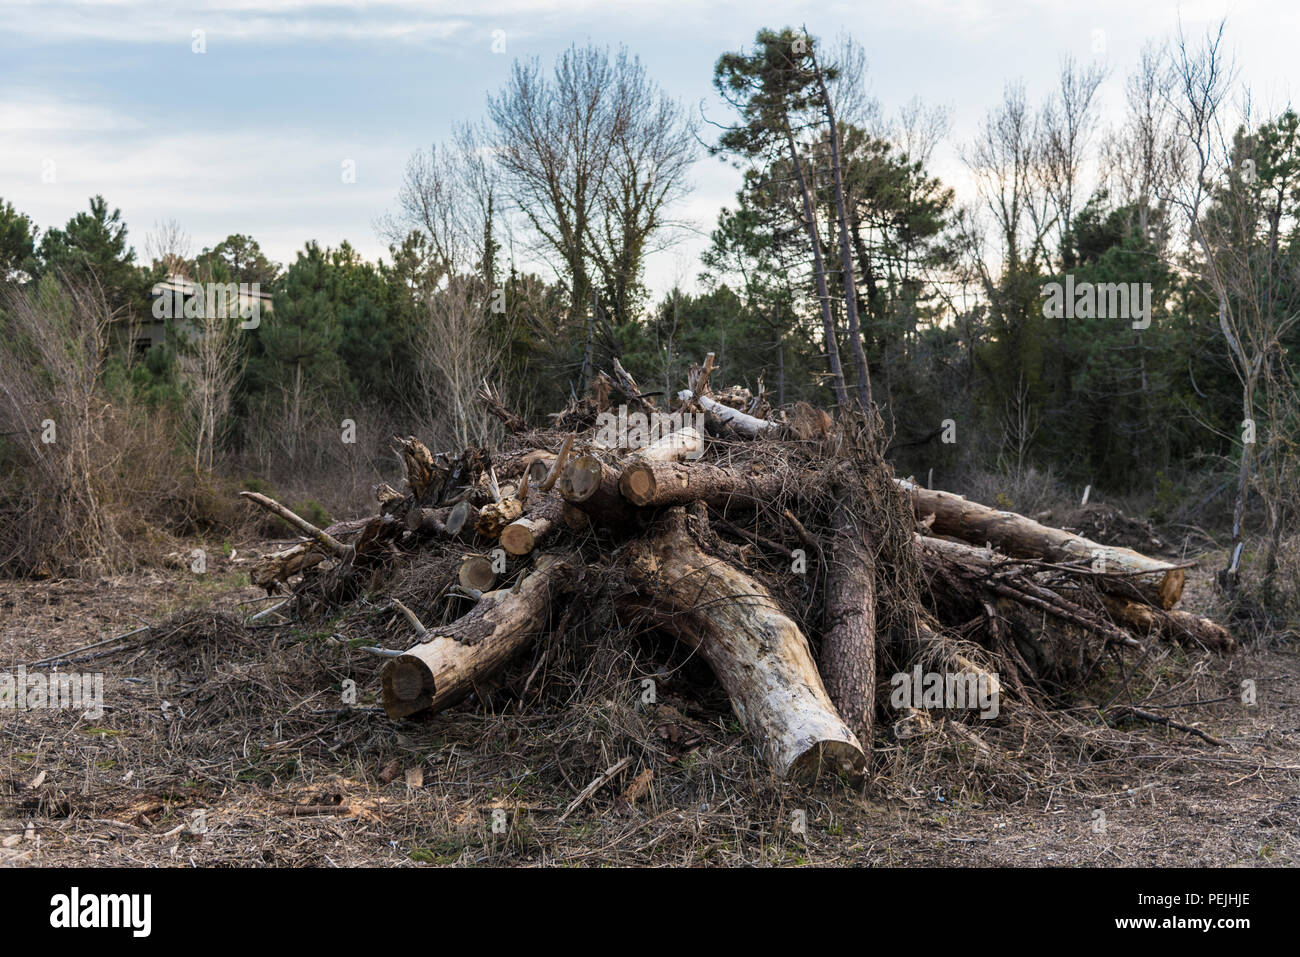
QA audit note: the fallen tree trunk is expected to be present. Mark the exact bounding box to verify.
[916,534,1144,651]
[1099,595,1236,652]
[240,491,355,560]
[899,481,1185,609]
[380,553,575,718]
[621,508,865,782]
[618,459,792,509]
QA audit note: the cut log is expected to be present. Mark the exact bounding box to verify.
[406,506,450,536]
[820,504,876,742]
[381,553,575,718]
[500,494,563,556]
[445,501,480,538]
[557,453,636,524]
[561,501,591,531]
[621,508,865,782]
[899,481,1185,609]
[527,457,554,487]
[618,459,791,509]
[458,554,498,593]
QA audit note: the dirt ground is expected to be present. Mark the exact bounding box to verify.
[1,538,1297,867]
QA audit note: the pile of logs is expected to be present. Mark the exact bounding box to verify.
[241,356,1235,784]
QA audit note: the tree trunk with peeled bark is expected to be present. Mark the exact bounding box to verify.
[678,390,778,437]
[621,508,865,782]
[899,480,1185,609]
[381,553,575,718]
[624,426,704,463]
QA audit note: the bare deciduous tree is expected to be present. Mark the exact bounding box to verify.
[1162,20,1300,594]
[0,276,128,572]
[145,218,192,277]
[381,122,501,286]
[963,80,1053,279]
[585,50,697,329]
[1039,55,1108,265]
[488,43,696,333]
[414,274,507,448]
[1103,41,1184,237]
[177,284,246,473]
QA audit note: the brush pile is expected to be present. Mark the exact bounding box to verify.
[241,353,1235,785]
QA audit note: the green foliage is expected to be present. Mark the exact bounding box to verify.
[32,195,153,319]
[292,498,332,529]
[241,241,422,415]
[0,197,36,282]
[192,234,279,286]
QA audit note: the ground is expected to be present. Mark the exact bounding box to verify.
[1,538,1297,867]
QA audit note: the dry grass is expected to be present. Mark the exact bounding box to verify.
[2,542,1297,867]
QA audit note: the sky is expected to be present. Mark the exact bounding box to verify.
[2,0,1296,297]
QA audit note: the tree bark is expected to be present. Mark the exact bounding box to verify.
[381,553,575,719]
[500,494,563,556]
[821,504,876,743]
[406,506,451,536]
[810,46,872,409]
[621,508,865,782]
[899,481,1185,609]
[618,459,793,509]
[784,117,848,407]
[557,453,636,524]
